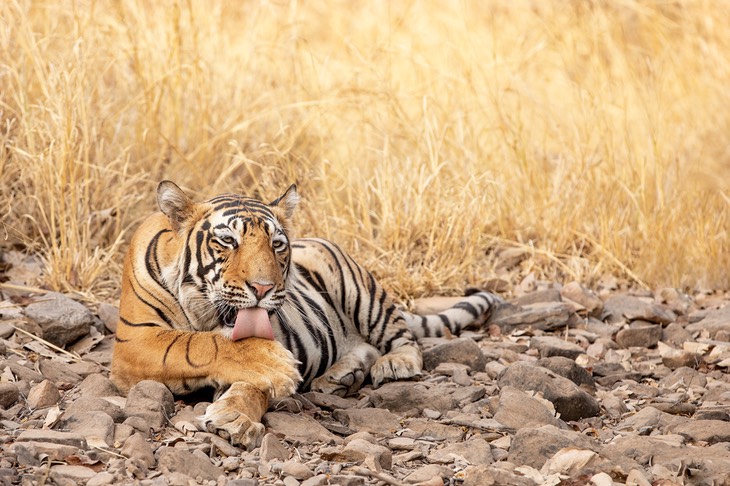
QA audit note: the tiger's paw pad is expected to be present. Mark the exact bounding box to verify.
[310,367,366,397]
[200,383,268,450]
[370,352,422,389]
[201,401,265,450]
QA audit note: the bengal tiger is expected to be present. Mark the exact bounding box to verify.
[110,181,502,449]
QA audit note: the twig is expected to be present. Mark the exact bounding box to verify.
[91,445,126,458]
[351,466,408,486]
[10,325,84,362]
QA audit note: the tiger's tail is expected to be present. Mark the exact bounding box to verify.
[402,290,504,340]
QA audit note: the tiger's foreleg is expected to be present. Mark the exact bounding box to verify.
[370,341,422,388]
[112,327,300,449]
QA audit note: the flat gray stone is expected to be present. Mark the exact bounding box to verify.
[686,305,730,339]
[615,322,662,348]
[62,396,124,423]
[508,424,599,469]
[492,386,563,431]
[332,408,401,438]
[24,292,93,347]
[16,429,87,449]
[401,418,464,441]
[669,420,730,444]
[498,362,600,421]
[602,295,676,324]
[120,433,156,469]
[260,432,290,463]
[422,338,487,371]
[491,301,576,331]
[369,382,456,413]
[321,439,392,470]
[157,447,223,481]
[264,412,340,445]
[560,282,604,316]
[530,336,584,359]
[38,359,83,386]
[58,410,114,447]
[427,437,494,465]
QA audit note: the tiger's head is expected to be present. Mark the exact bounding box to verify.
[156,180,299,340]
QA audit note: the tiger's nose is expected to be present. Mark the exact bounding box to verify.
[249,282,274,299]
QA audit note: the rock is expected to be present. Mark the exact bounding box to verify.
[536,356,595,388]
[492,386,562,430]
[514,289,562,306]
[27,379,61,409]
[616,406,687,433]
[615,322,662,348]
[66,361,104,377]
[279,461,313,480]
[123,380,175,430]
[369,382,455,413]
[332,408,401,437]
[38,359,83,386]
[23,292,94,347]
[3,360,44,382]
[498,362,600,421]
[321,439,392,470]
[491,302,575,331]
[662,323,692,347]
[669,420,730,444]
[625,469,652,486]
[49,464,97,483]
[659,366,707,389]
[260,432,290,462]
[401,419,465,441]
[86,472,116,486]
[462,465,537,486]
[422,338,487,371]
[451,385,486,404]
[97,303,119,333]
[16,429,87,448]
[264,412,340,444]
[530,336,584,359]
[302,391,356,410]
[157,447,223,481]
[404,464,453,484]
[427,437,493,465]
[657,342,702,369]
[58,410,115,447]
[602,295,677,324]
[560,282,603,316]
[0,382,20,408]
[120,433,156,469]
[78,373,120,397]
[62,396,124,423]
[7,442,81,465]
[508,425,599,469]
[686,305,730,339]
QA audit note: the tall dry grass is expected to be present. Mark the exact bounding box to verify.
[1,0,729,301]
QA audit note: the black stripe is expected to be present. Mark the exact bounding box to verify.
[453,301,480,318]
[163,334,182,365]
[119,316,161,328]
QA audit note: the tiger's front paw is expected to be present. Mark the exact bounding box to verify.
[223,338,302,399]
[370,345,423,388]
[200,382,268,450]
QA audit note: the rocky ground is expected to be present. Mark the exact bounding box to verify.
[1,254,729,485]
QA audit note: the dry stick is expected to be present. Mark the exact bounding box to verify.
[10,325,108,372]
[351,466,408,486]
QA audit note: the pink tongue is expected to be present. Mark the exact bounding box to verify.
[231,307,275,341]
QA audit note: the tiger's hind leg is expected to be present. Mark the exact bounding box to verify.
[370,342,422,388]
[310,342,380,397]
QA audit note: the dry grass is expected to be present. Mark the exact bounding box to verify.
[1,0,729,301]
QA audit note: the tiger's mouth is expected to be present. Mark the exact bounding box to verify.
[217,304,276,341]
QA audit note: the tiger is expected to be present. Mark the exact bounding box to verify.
[110,181,503,449]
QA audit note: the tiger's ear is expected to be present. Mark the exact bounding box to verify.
[157,180,195,230]
[269,184,299,220]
